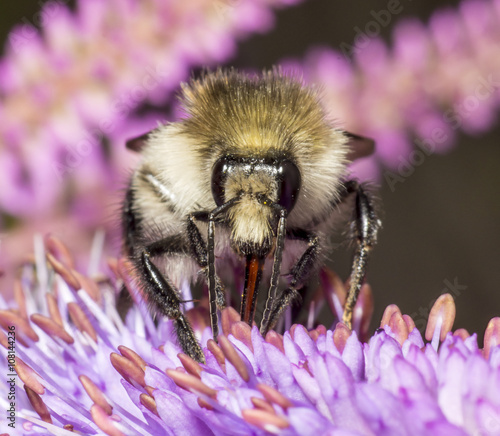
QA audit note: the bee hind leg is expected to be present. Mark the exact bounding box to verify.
[340,181,380,329]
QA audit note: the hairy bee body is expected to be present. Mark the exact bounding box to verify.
[122,69,379,362]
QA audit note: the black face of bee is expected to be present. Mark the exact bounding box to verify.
[211,156,301,212]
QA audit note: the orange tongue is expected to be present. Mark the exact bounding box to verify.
[242,255,264,324]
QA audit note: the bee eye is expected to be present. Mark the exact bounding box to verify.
[278,160,301,212]
[211,157,229,206]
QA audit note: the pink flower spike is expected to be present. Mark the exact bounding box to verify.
[221,306,241,336]
[25,386,52,424]
[484,317,500,359]
[79,375,113,416]
[90,404,125,436]
[353,283,374,339]
[320,268,346,322]
[380,304,402,328]
[425,293,456,343]
[403,314,416,332]
[333,322,352,354]
[453,328,471,340]
[217,334,250,382]
[242,409,289,432]
[388,311,410,346]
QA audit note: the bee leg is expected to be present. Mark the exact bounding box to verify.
[260,210,286,334]
[187,213,226,310]
[261,233,320,335]
[137,249,205,363]
[187,213,226,341]
[118,186,143,318]
[341,181,379,329]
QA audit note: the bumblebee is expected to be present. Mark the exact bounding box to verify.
[122,69,380,362]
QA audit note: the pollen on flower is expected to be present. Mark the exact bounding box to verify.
[1,236,500,435]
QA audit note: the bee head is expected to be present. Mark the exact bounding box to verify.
[211,156,300,257]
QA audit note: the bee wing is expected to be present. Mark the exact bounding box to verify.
[126,132,151,152]
[344,132,375,161]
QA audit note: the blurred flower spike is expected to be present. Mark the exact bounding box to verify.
[291,0,500,180]
[1,237,500,435]
[2,0,500,281]
[0,0,300,218]
[0,0,301,285]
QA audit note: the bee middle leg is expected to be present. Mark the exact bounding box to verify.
[260,230,320,335]
[260,180,379,334]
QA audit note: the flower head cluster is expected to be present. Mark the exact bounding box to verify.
[1,236,500,435]
[1,0,298,217]
[0,0,300,289]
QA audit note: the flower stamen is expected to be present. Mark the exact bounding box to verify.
[388,310,409,345]
[241,409,289,433]
[30,313,75,344]
[257,383,293,410]
[0,309,39,345]
[333,322,351,353]
[139,393,159,417]
[90,404,125,436]
[178,352,203,378]
[265,330,285,353]
[15,357,45,395]
[484,317,500,359]
[165,369,217,398]
[207,339,226,371]
[251,396,275,413]
[118,345,147,370]
[221,306,241,336]
[25,385,52,424]
[110,352,146,388]
[67,302,98,343]
[425,293,456,348]
[218,335,250,382]
[46,293,64,327]
[79,375,113,416]
[46,253,80,291]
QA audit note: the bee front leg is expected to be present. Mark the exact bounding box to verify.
[187,213,226,311]
[137,248,205,363]
[187,212,229,341]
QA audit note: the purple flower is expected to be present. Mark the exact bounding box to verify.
[1,236,500,435]
[297,0,500,181]
[0,0,301,295]
[0,0,299,218]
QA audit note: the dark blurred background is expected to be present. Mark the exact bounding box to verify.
[2,0,499,340]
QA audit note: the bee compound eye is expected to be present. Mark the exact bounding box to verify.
[211,157,230,207]
[278,160,301,212]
